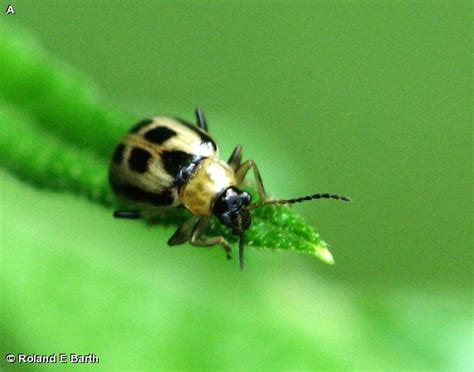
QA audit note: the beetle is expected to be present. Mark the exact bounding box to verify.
[109,108,350,270]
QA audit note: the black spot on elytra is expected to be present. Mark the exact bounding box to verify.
[112,143,125,164]
[128,147,151,173]
[174,156,205,188]
[144,126,177,144]
[161,150,196,177]
[173,117,217,151]
[129,118,153,133]
[111,182,175,206]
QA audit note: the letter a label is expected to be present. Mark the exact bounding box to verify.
[6,5,15,15]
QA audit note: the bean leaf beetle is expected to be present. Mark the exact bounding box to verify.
[109,108,350,269]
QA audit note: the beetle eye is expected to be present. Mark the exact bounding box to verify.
[241,191,251,205]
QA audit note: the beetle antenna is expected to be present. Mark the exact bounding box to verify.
[235,213,246,271]
[239,233,245,271]
[248,193,351,210]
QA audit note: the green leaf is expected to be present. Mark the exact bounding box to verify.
[0,24,334,264]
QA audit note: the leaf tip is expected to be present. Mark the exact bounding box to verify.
[313,244,335,265]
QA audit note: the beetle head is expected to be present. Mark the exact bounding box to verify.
[212,186,252,270]
[212,186,252,233]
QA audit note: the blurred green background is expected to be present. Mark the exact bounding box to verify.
[1,1,472,370]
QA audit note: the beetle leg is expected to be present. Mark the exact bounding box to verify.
[195,107,208,132]
[113,209,142,219]
[227,144,243,171]
[235,160,269,202]
[189,217,232,259]
[167,215,199,246]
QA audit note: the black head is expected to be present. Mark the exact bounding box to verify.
[212,186,252,233]
[212,187,252,270]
